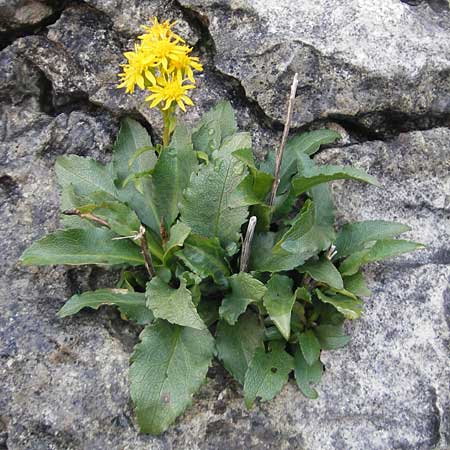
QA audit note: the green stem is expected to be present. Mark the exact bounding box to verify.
[161,108,175,147]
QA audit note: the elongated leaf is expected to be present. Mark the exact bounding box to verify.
[297,257,343,290]
[339,239,424,276]
[56,155,117,197]
[292,164,380,196]
[152,124,198,228]
[335,220,411,258]
[263,274,296,340]
[313,324,351,350]
[216,132,252,160]
[20,228,143,266]
[343,272,372,297]
[176,234,230,284]
[293,347,324,399]
[146,277,205,330]
[316,289,363,319]
[180,156,249,246]
[299,329,321,366]
[244,347,294,408]
[192,100,238,154]
[113,117,156,186]
[219,273,267,325]
[130,321,214,434]
[249,232,309,272]
[58,289,152,324]
[163,222,191,265]
[216,311,265,385]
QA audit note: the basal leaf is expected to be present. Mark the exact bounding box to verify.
[56,155,117,197]
[339,239,424,276]
[216,311,265,385]
[335,220,411,258]
[152,124,198,228]
[263,274,296,341]
[175,234,230,284]
[243,346,294,408]
[219,273,267,325]
[130,321,214,434]
[20,228,144,266]
[293,347,324,399]
[192,100,238,154]
[313,324,351,350]
[146,277,205,330]
[298,329,321,366]
[343,272,372,297]
[58,289,152,324]
[297,257,343,290]
[292,162,380,196]
[316,289,363,320]
[180,157,249,246]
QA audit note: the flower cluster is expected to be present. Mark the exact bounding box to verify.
[117,18,202,112]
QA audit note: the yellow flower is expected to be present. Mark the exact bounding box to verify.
[140,17,184,43]
[141,37,189,71]
[169,50,203,82]
[117,44,156,93]
[146,77,195,112]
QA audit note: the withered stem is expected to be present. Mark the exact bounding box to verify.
[269,73,299,208]
[138,225,156,278]
[240,216,257,272]
[63,209,110,228]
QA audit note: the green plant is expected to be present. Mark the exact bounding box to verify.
[20,100,423,434]
[20,19,423,436]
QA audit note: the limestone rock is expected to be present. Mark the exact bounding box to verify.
[180,0,450,130]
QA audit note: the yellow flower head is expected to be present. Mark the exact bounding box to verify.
[118,17,202,113]
[140,17,184,43]
[146,77,195,112]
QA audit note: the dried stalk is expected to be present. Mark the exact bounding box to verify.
[63,209,110,228]
[137,225,156,278]
[240,216,257,272]
[269,73,299,208]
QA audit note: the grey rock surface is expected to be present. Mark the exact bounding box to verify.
[180,0,450,131]
[1,0,449,449]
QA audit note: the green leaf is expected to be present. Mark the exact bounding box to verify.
[130,321,214,434]
[335,220,411,258]
[339,239,424,276]
[146,277,205,330]
[20,228,144,266]
[316,289,363,319]
[152,124,198,228]
[298,329,321,366]
[219,273,267,325]
[216,311,265,385]
[249,232,310,272]
[112,118,156,187]
[180,157,249,245]
[314,324,351,350]
[293,347,323,399]
[192,100,238,154]
[343,272,372,297]
[58,289,153,324]
[216,132,252,160]
[292,164,380,196]
[176,234,230,284]
[56,155,117,197]
[197,298,221,327]
[297,257,343,290]
[243,346,294,408]
[263,274,296,341]
[163,222,191,265]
